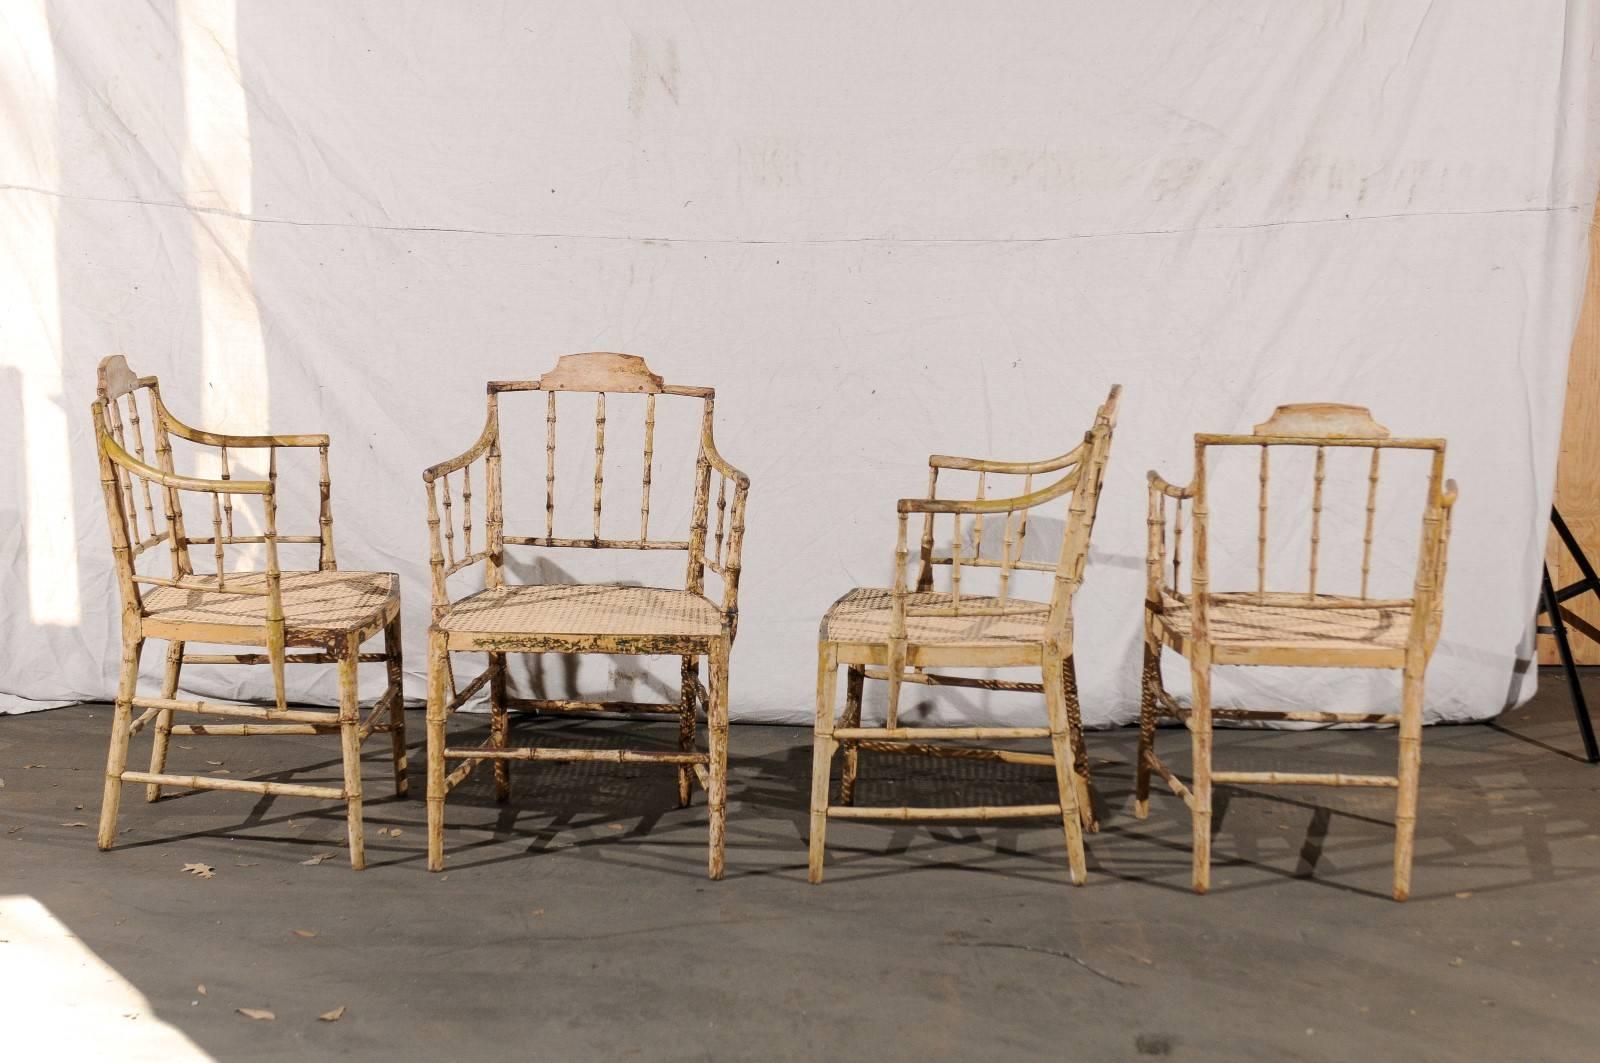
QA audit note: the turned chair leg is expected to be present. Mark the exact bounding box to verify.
[1134,637,1159,820]
[146,640,184,802]
[1189,657,1214,894]
[425,629,450,872]
[1043,652,1088,885]
[97,637,144,851]
[1060,655,1095,832]
[337,633,366,870]
[705,641,731,880]
[385,615,408,797]
[1393,657,1426,901]
[807,646,839,884]
[677,655,699,808]
[488,650,510,802]
[837,666,863,806]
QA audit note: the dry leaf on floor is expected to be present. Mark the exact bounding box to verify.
[386,828,403,837]
[318,1005,347,1022]
[74,803,82,810]
[206,761,224,766]
[236,1008,275,1021]
[293,929,318,939]
[60,822,88,828]
[25,764,44,769]
[197,985,207,995]
[182,862,215,879]
[300,853,335,866]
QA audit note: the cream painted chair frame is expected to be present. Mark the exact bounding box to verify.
[807,386,1120,885]
[1137,403,1457,900]
[422,353,749,879]
[91,356,406,870]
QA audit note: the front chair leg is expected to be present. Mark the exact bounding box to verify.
[337,633,366,870]
[705,641,731,880]
[1043,652,1088,885]
[807,646,839,884]
[425,629,450,872]
[97,637,145,851]
[146,640,185,802]
[1392,658,1426,901]
[1189,657,1214,894]
[385,615,409,797]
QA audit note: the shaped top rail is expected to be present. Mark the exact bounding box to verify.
[97,354,148,401]
[485,352,714,396]
[1252,403,1390,440]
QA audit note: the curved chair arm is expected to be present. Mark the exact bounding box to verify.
[899,461,1082,516]
[927,441,1085,476]
[1147,470,1194,499]
[422,413,499,616]
[1146,470,1195,602]
[696,423,751,629]
[700,424,750,488]
[154,392,328,450]
[423,415,497,484]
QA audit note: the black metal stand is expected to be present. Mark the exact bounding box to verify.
[1536,507,1600,763]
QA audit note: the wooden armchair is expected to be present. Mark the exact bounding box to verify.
[807,386,1119,884]
[1137,404,1457,900]
[422,353,749,879]
[90,356,405,869]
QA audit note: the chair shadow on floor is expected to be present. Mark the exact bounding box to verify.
[112,716,1600,898]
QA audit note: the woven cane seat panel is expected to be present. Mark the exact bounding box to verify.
[142,571,397,633]
[821,588,1049,646]
[1154,591,1412,652]
[440,584,724,638]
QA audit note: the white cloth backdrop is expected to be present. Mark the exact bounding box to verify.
[3,1,1599,725]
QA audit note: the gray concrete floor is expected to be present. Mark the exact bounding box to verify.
[3,680,1600,1062]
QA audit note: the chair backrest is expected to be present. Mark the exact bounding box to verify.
[93,355,336,581]
[424,352,747,615]
[1150,403,1456,649]
[898,384,1121,647]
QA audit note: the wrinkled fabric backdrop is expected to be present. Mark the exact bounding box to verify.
[3,1,1599,725]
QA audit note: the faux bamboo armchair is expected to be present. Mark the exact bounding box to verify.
[422,353,749,879]
[91,356,405,869]
[1137,404,1457,900]
[807,385,1120,885]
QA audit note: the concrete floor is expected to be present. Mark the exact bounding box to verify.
[3,680,1600,1062]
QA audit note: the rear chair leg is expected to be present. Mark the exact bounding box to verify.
[98,637,144,850]
[705,641,731,880]
[146,640,184,802]
[1043,652,1087,885]
[1134,636,1159,820]
[385,615,408,797]
[678,655,699,808]
[426,629,450,872]
[838,665,863,806]
[1060,655,1095,832]
[808,646,839,884]
[337,633,366,870]
[489,650,510,802]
